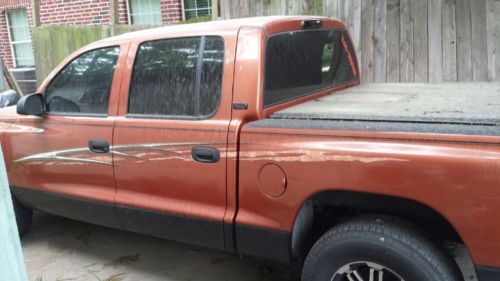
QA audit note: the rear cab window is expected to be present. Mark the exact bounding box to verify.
[128,36,224,119]
[264,29,358,107]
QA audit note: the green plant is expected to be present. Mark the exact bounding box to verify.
[178,15,212,24]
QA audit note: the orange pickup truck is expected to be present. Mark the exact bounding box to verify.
[2,16,500,281]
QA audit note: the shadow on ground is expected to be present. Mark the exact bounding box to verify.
[22,212,301,281]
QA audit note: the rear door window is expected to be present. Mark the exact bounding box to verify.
[128,36,224,118]
[264,29,358,107]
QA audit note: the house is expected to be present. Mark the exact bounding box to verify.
[0,0,212,94]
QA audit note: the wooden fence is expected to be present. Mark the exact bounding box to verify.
[216,0,500,83]
[32,25,149,85]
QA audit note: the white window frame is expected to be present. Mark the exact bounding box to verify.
[183,0,212,20]
[125,0,132,25]
[125,0,162,25]
[6,9,34,69]
[181,0,186,20]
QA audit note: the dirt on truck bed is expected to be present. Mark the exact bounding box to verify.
[260,83,500,136]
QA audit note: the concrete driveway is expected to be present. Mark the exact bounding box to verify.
[22,212,300,281]
[22,212,477,281]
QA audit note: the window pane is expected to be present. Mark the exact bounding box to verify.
[128,36,223,118]
[13,43,35,66]
[8,10,30,41]
[184,0,196,9]
[8,10,34,67]
[129,38,200,116]
[184,10,197,20]
[11,26,30,42]
[196,8,211,17]
[199,37,224,116]
[264,30,358,107]
[130,0,161,24]
[184,0,212,20]
[45,47,120,115]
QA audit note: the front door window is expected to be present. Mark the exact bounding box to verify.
[44,47,120,115]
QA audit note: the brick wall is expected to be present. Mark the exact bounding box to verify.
[117,0,128,24]
[0,0,185,68]
[161,0,182,23]
[0,0,33,68]
[38,0,111,25]
[117,0,183,24]
[36,0,183,26]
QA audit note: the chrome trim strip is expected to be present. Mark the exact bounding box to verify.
[13,142,226,165]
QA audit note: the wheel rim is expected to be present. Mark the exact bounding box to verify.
[331,261,405,281]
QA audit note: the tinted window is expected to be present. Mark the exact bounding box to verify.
[264,30,358,107]
[200,37,224,116]
[45,47,120,115]
[128,36,224,118]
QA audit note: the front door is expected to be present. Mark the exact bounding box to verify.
[113,35,231,249]
[7,44,126,227]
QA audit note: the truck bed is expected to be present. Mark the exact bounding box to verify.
[254,83,500,136]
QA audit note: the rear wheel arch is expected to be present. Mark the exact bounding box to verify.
[291,190,466,260]
[302,214,465,281]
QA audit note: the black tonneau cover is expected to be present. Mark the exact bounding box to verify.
[249,83,500,136]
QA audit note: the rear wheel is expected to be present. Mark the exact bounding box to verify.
[302,215,463,281]
[12,195,32,237]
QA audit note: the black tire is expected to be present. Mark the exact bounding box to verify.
[12,195,32,237]
[302,215,463,281]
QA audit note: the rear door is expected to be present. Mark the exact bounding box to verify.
[112,35,233,249]
[7,44,127,227]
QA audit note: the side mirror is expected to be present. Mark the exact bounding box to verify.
[16,93,45,116]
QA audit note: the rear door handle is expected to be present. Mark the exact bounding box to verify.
[89,139,110,154]
[192,146,220,163]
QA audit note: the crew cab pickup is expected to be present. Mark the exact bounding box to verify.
[2,16,500,281]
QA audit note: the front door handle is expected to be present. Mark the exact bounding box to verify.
[89,139,110,154]
[192,147,220,163]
